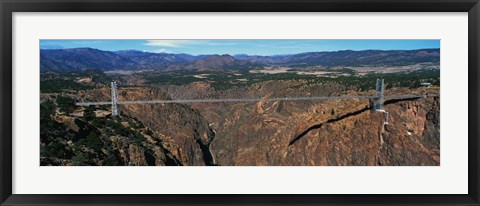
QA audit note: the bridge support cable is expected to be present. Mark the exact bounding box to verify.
[76,94,425,106]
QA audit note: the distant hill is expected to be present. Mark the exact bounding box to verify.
[166,54,255,71]
[40,48,137,72]
[233,54,281,64]
[234,49,440,66]
[40,54,77,72]
[114,50,203,68]
[283,49,440,66]
[40,48,440,72]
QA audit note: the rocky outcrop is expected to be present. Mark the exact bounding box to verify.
[40,108,181,166]
[89,87,215,166]
[52,82,439,166]
[207,86,440,166]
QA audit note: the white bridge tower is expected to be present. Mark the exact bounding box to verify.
[373,79,389,124]
[111,81,119,116]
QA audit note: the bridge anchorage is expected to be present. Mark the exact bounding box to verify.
[77,79,424,125]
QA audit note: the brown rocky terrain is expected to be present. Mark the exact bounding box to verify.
[86,87,215,166]
[85,80,439,166]
[39,45,441,166]
[40,107,182,166]
[175,83,439,166]
[41,78,439,166]
[206,95,439,166]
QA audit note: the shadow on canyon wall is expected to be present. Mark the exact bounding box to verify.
[288,97,422,146]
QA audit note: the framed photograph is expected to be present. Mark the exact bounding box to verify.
[1,0,479,205]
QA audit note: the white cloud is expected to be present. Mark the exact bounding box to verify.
[144,40,243,48]
[144,40,206,47]
[206,42,242,46]
[143,48,173,53]
[151,48,172,53]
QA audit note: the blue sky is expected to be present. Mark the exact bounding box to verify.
[40,40,440,56]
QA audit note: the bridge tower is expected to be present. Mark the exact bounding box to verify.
[373,79,388,124]
[111,81,119,116]
[374,79,385,111]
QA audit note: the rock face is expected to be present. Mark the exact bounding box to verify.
[109,85,440,166]
[208,93,440,166]
[42,82,439,166]
[40,108,181,166]
[136,81,440,166]
[377,96,440,165]
[90,87,215,166]
[120,89,215,166]
[41,87,216,166]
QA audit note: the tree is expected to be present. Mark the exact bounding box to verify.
[72,152,91,166]
[56,96,75,113]
[40,100,55,120]
[103,153,122,166]
[84,106,95,121]
[85,131,103,151]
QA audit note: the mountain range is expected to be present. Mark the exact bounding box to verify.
[40,47,440,72]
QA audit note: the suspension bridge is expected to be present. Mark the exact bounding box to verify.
[76,79,428,124]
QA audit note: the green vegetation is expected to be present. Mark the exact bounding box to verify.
[56,96,76,113]
[103,153,122,166]
[328,69,440,91]
[144,68,440,91]
[41,79,93,93]
[77,131,103,151]
[40,100,76,164]
[144,70,202,86]
[144,69,318,90]
[40,100,55,122]
[42,141,73,159]
[71,153,93,166]
[40,70,111,93]
[84,106,96,121]
[40,98,154,166]
[103,118,145,144]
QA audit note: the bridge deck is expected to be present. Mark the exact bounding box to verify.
[76,94,426,106]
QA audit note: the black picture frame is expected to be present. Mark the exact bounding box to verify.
[1,0,479,205]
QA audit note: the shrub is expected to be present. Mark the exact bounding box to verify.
[40,100,55,120]
[103,153,122,166]
[78,131,103,151]
[56,96,76,113]
[71,152,91,166]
